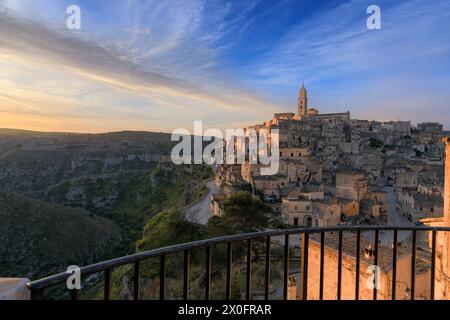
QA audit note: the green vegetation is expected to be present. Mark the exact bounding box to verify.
[137,208,205,253]
[208,192,271,236]
[108,191,277,300]
[415,149,424,157]
[369,137,383,148]
[42,163,213,254]
[0,191,121,279]
[0,130,219,297]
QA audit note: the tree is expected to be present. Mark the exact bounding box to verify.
[208,192,271,237]
[207,192,271,271]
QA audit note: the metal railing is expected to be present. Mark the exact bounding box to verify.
[27,226,449,300]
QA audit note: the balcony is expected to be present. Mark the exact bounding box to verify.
[26,226,448,300]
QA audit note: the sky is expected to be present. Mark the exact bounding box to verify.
[0,0,449,133]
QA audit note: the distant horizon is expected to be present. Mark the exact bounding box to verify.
[1,112,449,136]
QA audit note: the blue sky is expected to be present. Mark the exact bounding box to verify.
[0,0,449,132]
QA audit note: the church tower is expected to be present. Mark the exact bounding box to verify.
[298,83,308,117]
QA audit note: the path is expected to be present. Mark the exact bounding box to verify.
[183,180,218,225]
[362,186,414,245]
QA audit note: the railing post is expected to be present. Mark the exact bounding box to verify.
[373,229,379,301]
[159,255,166,300]
[300,232,309,301]
[283,234,289,300]
[246,239,252,300]
[226,242,232,300]
[355,230,361,301]
[134,261,140,301]
[319,231,325,300]
[337,231,343,301]
[183,249,189,300]
[265,236,271,300]
[30,288,45,300]
[205,246,211,300]
[70,289,80,301]
[411,230,416,300]
[104,268,111,301]
[392,230,398,300]
[431,230,437,300]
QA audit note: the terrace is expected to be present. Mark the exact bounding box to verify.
[25,225,447,300]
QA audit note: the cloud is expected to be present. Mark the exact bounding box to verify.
[1,0,450,132]
[238,0,450,126]
[252,0,450,83]
[0,4,281,132]
[124,27,151,35]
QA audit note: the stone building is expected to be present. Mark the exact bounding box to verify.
[295,137,449,300]
[304,232,431,300]
[383,121,411,136]
[398,190,443,222]
[313,199,342,226]
[336,172,368,201]
[339,198,360,218]
[282,192,314,226]
[281,190,341,227]
[422,137,450,300]
[418,122,443,144]
[396,171,419,190]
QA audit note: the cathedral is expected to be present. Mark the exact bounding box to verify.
[273,84,349,122]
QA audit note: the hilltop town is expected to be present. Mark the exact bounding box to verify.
[213,84,447,230]
[1,87,449,300]
[208,84,450,299]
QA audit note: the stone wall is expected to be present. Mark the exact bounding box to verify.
[0,278,30,300]
[303,236,430,300]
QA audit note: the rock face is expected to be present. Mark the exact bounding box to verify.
[0,129,174,198]
[0,129,212,284]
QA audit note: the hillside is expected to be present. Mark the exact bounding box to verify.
[0,130,175,196]
[0,191,121,279]
[0,129,213,282]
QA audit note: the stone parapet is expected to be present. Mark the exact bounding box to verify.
[0,278,31,300]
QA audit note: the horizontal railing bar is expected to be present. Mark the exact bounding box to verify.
[27,226,450,291]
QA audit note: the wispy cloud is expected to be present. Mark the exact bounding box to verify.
[124,27,151,35]
[0,0,449,132]
[0,2,280,132]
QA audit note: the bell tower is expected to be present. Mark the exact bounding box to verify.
[298,83,308,117]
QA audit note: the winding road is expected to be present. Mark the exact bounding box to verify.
[183,180,218,225]
[362,186,414,245]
